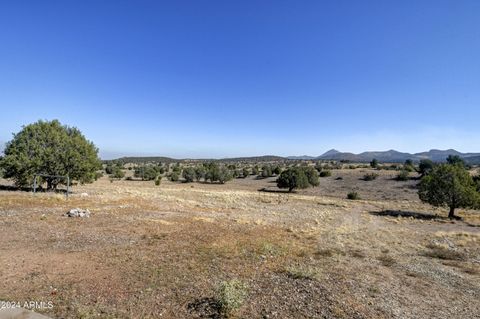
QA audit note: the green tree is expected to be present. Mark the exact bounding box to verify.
[182,167,196,182]
[217,166,233,184]
[205,163,232,183]
[418,159,435,177]
[172,163,182,173]
[169,171,179,182]
[134,165,160,181]
[261,165,272,178]
[418,164,480,219]
[272,165,282,175]
[0,120,100,190]
[302,166,319,186]
[112,167,125,179]
[242,168,250,178]
[276,168,310,192]
[446,155,465,167]
[370,158,379,169]
[404,159,415,172]
[194,166,206,181]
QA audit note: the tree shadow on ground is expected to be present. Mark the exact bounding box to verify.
[0,184,68,194]
[187,297,222,319]
[369,210,448,220]
[258,187,291,193]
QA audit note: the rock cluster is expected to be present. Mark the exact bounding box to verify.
[65,208,91,218]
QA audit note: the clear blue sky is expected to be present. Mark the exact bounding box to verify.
[1,1,479,159]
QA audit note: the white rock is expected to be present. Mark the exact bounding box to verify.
[65,208,91,218]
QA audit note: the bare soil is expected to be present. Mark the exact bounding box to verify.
[0,168,479,318]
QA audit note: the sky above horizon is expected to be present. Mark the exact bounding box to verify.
[1,1,479,159]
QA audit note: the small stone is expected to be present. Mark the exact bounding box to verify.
[65,208,91,218]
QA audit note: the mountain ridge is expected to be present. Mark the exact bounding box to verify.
[318,149,480,163]
[106,149,480,164]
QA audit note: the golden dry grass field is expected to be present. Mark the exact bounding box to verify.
[1,168,479,318]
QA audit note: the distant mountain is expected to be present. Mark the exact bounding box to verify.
[286,155,317,160]
[414,149,463,162]
[108,149,480,164]
[464,155,480,165]
[108,155,287,164]
[318,149,480,163]
[107,156,179,164]
[320,149,341,157]
[219,155,286,162]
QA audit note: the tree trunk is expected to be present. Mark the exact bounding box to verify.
[448,206,456,219]
[46,179,58,191]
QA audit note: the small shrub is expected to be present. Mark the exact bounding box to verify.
[94,171,103,180]
[377,254,396,267]
[154,176,162,186]
[347,191,360,200]
[319,170,331,177]
[396,170,410,181]
[216,279,248,317]
[112,167,125,179]
[285,265,318,280]
[363,173,379,181]
[169,172,179,182]
[423,244,465,260]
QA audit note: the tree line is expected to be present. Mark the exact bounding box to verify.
[0,120,479,219]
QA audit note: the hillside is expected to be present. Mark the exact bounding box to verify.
[318,149,480,163]
[106,149,480,164]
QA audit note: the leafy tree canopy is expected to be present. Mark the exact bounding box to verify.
[277,167,318,192]
[1,120,101,189]
[418,163,479,218]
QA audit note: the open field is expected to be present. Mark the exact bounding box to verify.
[1,168,479,318]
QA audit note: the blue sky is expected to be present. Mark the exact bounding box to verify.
[1,1,479,159]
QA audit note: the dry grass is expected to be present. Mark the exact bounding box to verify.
[0,172,479,318]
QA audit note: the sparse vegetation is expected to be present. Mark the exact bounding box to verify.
[377,254,396,267]
[1,149,479,319]
[396,170,410,181]
[285,264,319,280]
[319,170,332,177]
[423,244,465,261]
[347,191,360,200]
[216,279,248,317]
[363,172,379,181]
